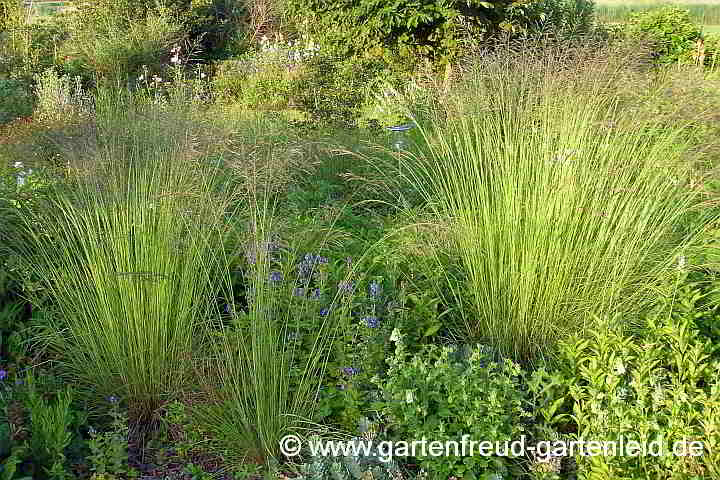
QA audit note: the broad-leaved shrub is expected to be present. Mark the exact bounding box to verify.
[376,330,531,478]
[626,6,702,65]
[558,313,720,479]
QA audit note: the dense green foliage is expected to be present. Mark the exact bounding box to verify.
[378,332,530,478]
[626,6,703,64]
[2,0,720,478]
[559,312,720,479]
[0,78,32,123]
[285,0,539,61]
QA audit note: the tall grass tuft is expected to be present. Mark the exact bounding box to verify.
[192,153,351,467]
[5,91,237,424]
[382,39,714,363]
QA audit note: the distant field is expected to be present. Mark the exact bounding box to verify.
[22,0,720,29]
[595,0,720,25]
[23,0,72,17]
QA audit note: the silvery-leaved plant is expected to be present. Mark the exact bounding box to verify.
[296,436,406,480]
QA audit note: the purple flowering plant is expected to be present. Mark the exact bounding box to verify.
[231,234,407,432]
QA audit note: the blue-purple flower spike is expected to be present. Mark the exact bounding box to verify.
[298,253,328,278]
[369,281,381,299]
[338,281,355,294]
[363,316,379,328]
[386,123,415,132]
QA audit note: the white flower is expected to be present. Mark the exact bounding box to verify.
[13,162,23,169]
[152,75,162,83]
[613,359,626,375]
[405,390,414,404]
[200,72,206,79]
[170,53,181,65]
[389,328,401,342]
[16,175,25,187]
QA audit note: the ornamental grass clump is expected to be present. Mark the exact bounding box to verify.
[5,92,238,424]
[193,192,354,467]
[387,39,714,363]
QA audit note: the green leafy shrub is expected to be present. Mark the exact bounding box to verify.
[160,400,209,459]
[314,273,425,431]
[0,70,91,198]
[558,311,720,479]
[662,269,720,351]
[0,24,65,84]
[212,58,299,110]
[87,399,133,477]
[182,0,251,60]
[0,158,58,316]
[375,329,531,478]
[0,296,25,367]
[0,71,93,180]
[213,37,414,126]
[211,59,247,100]
[74,0,251,60]
[529,0,595,36]
[0,371,80,479]
[212,35,319,108]
[26,379,74,477]
[288,0,545,62]
[0,78,32,125]
[238,64,295,110]
[0,160,57,370]
[0,0,66,82]
[292,53,413,128]
[626,6,702,65]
